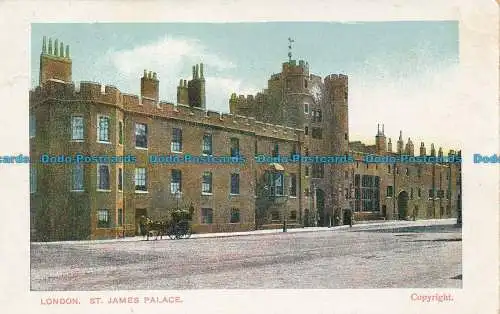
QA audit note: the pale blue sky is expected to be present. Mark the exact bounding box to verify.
[31,22,460,148]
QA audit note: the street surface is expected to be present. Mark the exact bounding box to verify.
[31,222,462,290]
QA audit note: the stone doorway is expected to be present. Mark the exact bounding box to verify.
[397,191,409,219]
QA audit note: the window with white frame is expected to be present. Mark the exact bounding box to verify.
[171,128,182,152]
[71,116,84,140]
[135,123,148,148]
[304,103,310,114]
[97,164,110,190]
[135,168,147,191]
[29,113,36,138]
[71,163,84,191]
[30,164,36,193]
[171,169,182,194]
[97,115,110,143]
[97,209,110,228]
[202,133,212,155]
[202,171,212,194]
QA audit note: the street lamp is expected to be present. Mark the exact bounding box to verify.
[282,181,292,232]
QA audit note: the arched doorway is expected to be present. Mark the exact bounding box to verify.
[397,191,409,220]
[316,188,325,226]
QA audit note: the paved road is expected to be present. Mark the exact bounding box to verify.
[30,224,462,290]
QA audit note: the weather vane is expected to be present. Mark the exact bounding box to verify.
[288,37,295,62]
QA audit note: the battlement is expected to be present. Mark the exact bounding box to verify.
[324,74,348,85]
[282,59,310,75]
[30,79,302,141]
[229,93,260,109]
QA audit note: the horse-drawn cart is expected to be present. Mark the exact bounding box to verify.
[165,208,192,239]
[139,205,194,241]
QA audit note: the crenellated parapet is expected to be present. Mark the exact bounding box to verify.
[30,79,302,141]
[282,59,310,76]
[324,74,348,84]
[30,79,123,107]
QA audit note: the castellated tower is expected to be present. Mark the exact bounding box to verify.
[324,74,349,156]
[39,36,72,86]
[323,73,350,219]
[281,60,310,128]
[375,124,386,155]
[141,70,159,102]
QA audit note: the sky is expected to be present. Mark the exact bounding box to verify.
[31,22,460,150]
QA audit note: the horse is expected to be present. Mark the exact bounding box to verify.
[139,216,165,240]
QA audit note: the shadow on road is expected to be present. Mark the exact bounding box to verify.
[410,238,462,242]
[353,224,462,234]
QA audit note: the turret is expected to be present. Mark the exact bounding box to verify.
[387,138,392,153]
[420,142,426,156]
[280,59,311,128]
[430,144,436,156]
[438,147,443,158]
[375,123,387,155]
[405,137,414,156]
[324,74,349,155]
[39,36,72,86]
[324,72,349,219]
[397,130,404,154]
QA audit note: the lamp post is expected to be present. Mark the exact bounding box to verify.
[282,181,292,232]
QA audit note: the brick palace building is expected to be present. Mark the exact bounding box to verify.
[29,37,462,241]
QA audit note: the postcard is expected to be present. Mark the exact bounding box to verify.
[0,1,498,314]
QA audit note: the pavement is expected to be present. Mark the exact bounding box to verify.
[32,218,458,245]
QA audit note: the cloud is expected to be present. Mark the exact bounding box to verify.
[106,35,235,76]
[98,35,248,109]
